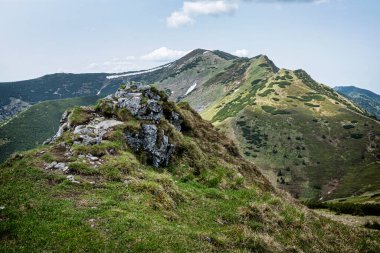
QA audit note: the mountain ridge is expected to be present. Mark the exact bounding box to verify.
[1,49,379,202]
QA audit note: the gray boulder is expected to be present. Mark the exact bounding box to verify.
[73,119,123,146]
[125,124,175,168]
[112,84,164,123]
[169,111,183,131]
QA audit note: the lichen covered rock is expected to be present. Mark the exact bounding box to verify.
[125,124,174,168]
[47,83,184,168]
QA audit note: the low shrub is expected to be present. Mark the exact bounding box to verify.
[261,106,290,115]
[258,89,275,97]
[303,200,380,216]
[351,133,364,139]
[364,221,380,230]
[304,103,320,108]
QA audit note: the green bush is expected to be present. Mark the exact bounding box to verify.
[364,221,380,230]
[303,200,380,216]
[251,79,263,85]
[261,106,290,115]
[343,124,355,129]
[258,89,275,97]
[350,133,363,139]
[304,103,320,108]
[275,81,291,88]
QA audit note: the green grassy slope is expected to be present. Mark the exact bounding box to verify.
[201,57,380,201]
[0,93,378,252]
[0,96,99,163]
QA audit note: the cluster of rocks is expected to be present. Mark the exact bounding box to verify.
[78,154,104,167]
[72,118,123,145]
[44,109,123,146]
[47,83,185,168]
[66,175,80,184]
[45,161,69,172]
[126,124,175,168]
[109,84,183,167]
[44,161,80,184]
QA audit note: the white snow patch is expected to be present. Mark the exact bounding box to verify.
[106,64,170,79]
[184,82,197,96]
[203,51,210,55]
[53,88,61,95]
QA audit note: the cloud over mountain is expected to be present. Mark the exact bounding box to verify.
[167,0,239,28]
[140,47,189,61]
[167,0,332,28]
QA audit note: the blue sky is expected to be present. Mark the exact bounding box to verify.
[0,0,379,93]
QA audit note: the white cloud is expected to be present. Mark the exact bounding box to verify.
[140,47,189,61]
[86,47,188,73]
[167,0,334,27]
[233,49,249,57]
[167,11,195,28]
[167,0,239,28]
[183,0,239,15]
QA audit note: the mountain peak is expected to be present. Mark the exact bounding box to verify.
[252,54,279,73]
[179,48,238,61]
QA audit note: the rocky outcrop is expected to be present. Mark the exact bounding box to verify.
[46,83,184,168]
[73,118,123,145]
[44,110,70,144]
[125,124,175,168]
[44,108,123,145]
[104,84,164,123]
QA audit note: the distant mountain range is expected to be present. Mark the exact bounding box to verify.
[0,49,379,201]
[334,86,380,118]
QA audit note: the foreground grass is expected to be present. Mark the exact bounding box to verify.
[0,148,379,252]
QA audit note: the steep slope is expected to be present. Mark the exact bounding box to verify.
[0,84,378,252]
[335,86,380,118]
[0,96,99,163]
[200,56,380,200]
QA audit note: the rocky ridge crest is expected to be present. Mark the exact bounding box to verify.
[47,83,184,168]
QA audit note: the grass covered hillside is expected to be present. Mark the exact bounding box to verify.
[0,96,99,163]
[201,56,380,201]
[0,84,378,252]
